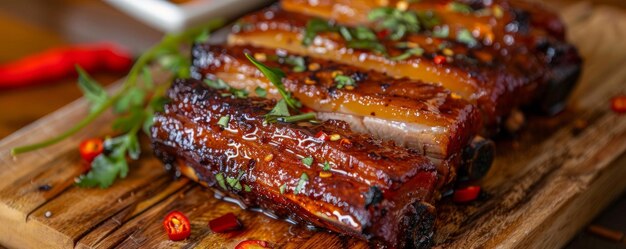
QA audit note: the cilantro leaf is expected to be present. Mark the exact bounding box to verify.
[301,156,314,167]
[294,173,309,195]
[76,66,108,113]
[245,53,301,109]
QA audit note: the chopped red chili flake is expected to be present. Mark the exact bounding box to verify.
[209,212,242,233]
[79,138,104,163]
[433,55,447,65]
[453,186,481,203]
[315,131,329,141]
[339,138,352,147]
[376,29,391,40]
[163,210,191,241]
[610,95,626,114]
[235,240,272,249]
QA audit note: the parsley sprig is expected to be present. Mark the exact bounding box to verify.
[368,7,440,40]
[11,19,224,188]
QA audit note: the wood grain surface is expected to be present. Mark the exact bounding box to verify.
[1,1,625,249]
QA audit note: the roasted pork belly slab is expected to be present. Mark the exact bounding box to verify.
[151,78,441,248]
[228,6,581,127]
[190,44,482,166]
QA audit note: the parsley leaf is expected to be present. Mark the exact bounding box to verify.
[457,28,478,47]
[390,46,425,61]
[323,161,331,171]
[255,87,267,97]
[302,19,334,46]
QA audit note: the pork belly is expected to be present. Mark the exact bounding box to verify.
[190,44,481,166]
[151,78,440,248]
[228,6,581,127]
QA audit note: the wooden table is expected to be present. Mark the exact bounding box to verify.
[0,0,625,248]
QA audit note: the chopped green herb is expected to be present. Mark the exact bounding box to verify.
[244,185,252,192]
[447,2,473,14]
[390,46,425,61]
[432,25,450,38]
[323,161,331,171]
[368,7,437,40]
[334,75,356,89]
[276,112,316,123]
[353,26,377,41]
[347,40,386,54]
[245,53,301,109]
[285,56,306,72]
[255,86,267,97]
[456,28,478,47]
[302,18,334,46]
[215,173,227,189]
[279,184,287,194]
[226,176,242,191]
[204,78,248,98]
[294,172,309,195]
[339,26,353,41]
[217,115,230,128]
[301,156,314,167]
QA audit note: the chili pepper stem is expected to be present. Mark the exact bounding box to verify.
[10,19,224,156]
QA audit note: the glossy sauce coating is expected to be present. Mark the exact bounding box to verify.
[191,44,482,161]
[228,6,564,127]
[151,79,439,248]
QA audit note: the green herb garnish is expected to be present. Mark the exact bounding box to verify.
[447,2,473,14]
[204,78,248,98]
[301,156,314,167]
[217,115,230,128]
[432,25,450,38]
[11,19,224,188]
[390,46,425,61]
[244,185,252,192]
[368,7,419,40]
[245,53,301,110]
[215,172,227,190]
[226,176,243,191]
[285,56,306,72]
[294,172,309,195]
[255,86,267,97]
[276,112,316,123]
[302,18,334,46]
[456,28,478,47]
[323,161,331,171]
[279,184,287,194]
[334,75,356,89]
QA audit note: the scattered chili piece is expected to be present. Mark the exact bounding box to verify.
[79,138,104,163]
[433,55,447,65]
[235,240,272,249]
[163,210,191,241]
[376,29,391,40]
[315,131,329,141]
[453,186,481,203]
[339,138,352,147]
[319,171,332,178]
[610,95,626,114]
[209,212,242,233]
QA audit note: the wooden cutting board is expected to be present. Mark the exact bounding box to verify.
[1,1,625,248]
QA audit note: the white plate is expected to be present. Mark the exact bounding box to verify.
[104,0,271,32]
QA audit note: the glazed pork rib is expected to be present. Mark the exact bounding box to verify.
[151,78,440,248]
[190,44,486,182]
[228,5,582,127]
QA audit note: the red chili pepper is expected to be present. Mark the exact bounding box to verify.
[453,186,481,203]
[209,212,242,233]
[235,240,272,249]
[0,43,132,89]
[433,55,447,65]
[79,138,104,163]
[611,95,626,114]
[315,131,329,141]
[163,210,192,241]
[376,29,391,40]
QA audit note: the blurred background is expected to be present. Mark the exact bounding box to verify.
[0,0,624,248]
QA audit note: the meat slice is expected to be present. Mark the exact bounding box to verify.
[151,78,440,248]
[228,6,582,127]
[190,44,482,168]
